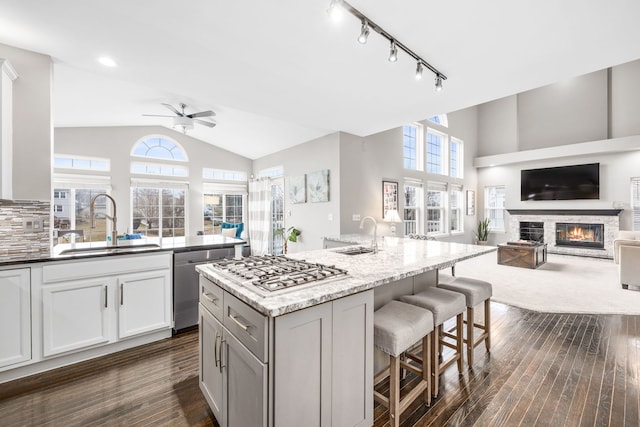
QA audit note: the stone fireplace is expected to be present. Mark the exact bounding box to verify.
[507,209,622,259]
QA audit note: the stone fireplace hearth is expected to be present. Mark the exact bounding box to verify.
[507,209,622,259]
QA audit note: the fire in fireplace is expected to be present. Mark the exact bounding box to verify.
[555,222,604,249]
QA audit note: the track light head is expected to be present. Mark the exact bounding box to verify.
[435,75,443,91]
[358,20,370,44]
[388,41,398,62]
[327,0,344,22]
[415,62,424,80]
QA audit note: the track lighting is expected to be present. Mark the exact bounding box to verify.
[388,41,398,62]
[415,62,424,80]
[435,75,443,91]
[358,20,370,44]
[327,0,344,22]
[328,0,447,87]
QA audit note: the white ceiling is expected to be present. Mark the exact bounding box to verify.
[1,0,639,159]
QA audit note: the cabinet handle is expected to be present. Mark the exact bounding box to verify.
[214,332,220,367]
[228,313,250,331]
[202,292,218,304]
[120,283,124,305]
[219,339,226,373]
[104,286,108,308]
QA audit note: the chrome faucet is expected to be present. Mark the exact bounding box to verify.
[359,216,378,254]
[90,193,117,246]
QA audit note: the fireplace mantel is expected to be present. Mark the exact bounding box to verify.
[506,209,622,216]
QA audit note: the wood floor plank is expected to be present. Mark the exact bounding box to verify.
[1,303,639,427]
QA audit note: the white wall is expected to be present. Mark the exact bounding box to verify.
[477,95,517,157]
[252,133,341,253]
[54,126,252,236]
[611,59,640,138]
[0,43,52,200]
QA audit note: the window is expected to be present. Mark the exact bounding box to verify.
[131,162,188,177]
[450,185,463,233]
[52,187,109,240]
[131,136,187,161]
[53,205,63,213]
[203,168,247,181]
[54,155,110,172]
[484,186,506,231]
[258,166,284,179]
[427,114,448,127]
[403,124,422,170]
[403,183,423,235]
[132,187,186,237]
[203,193,245,235]
[632,177,640,231]
[53,190,67,199]
[450,138,463,178]
[426,129,447,175]
[426,182,447,234]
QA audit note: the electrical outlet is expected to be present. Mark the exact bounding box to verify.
[352,214,361,221]
[328,213,333,221]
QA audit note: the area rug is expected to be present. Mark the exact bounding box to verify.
[452,251,640,315]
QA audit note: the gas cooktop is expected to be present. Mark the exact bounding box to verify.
[207,255,348,296]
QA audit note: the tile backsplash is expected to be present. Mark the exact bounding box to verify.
[0,199,50,261]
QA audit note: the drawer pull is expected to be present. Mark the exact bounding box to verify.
[228,313,250,331]
[202,292,219,304]
[214,332,221,367]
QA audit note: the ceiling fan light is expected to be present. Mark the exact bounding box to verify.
[358,20,370,44]
[388,41,398,62]
[173,116,194,133]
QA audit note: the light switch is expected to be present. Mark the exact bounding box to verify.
[352,214,361,221]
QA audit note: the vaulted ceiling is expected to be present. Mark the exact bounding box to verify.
[1,0,639,159]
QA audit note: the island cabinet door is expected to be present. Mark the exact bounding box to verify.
[331,290,374,427]
[274,301,333,427]
[223,328,268,427]
[199,304,224,425]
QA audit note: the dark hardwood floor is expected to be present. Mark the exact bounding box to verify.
[1,302,638,426]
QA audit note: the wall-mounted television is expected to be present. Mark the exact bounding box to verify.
[521,163,599,201]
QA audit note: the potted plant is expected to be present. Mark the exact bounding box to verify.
[474,218,491,245]
[275,226,302,254]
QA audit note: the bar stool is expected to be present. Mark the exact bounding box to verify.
[400,287,466,398]
[438,276,492,367]
[374,300,434,427]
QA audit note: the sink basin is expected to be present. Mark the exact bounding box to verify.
[59,243,161,255]
[336,246,375,256]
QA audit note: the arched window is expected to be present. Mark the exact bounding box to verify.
[131,135,187,161]
[427,114,448,128]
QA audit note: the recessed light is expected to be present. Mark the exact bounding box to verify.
[97,57,117,68]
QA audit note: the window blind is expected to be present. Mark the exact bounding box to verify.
[632,177,640,231]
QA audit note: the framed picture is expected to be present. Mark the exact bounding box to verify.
[307,169,330,202]
[289,174,306,204]
[382,180,398,218]
[466,190,475,216]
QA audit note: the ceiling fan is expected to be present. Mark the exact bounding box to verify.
[143,103,216,133]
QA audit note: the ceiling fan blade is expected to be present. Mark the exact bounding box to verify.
[161,103,183,116]
[142,114,175,117]
[194,118,216,128]
[187,110,216,118]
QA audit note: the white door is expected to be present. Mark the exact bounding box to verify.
[118,270,171,339]
[42,278,111,357]
[0,268,31,368]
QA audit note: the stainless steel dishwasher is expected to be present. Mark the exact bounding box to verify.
[173,247,234,333]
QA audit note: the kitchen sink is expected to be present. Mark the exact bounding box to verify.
[59,243,161,255]
[335,246,376,256]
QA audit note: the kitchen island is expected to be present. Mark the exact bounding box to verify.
[196,237,496,427]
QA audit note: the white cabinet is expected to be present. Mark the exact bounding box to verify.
[0,268,31,369]
[274,290,373,427]
[41,253,172,357]
[200,305,225,423]
[118,271,171,339]
[42,278,111,357]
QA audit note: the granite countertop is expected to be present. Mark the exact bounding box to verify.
[0,235,246,267]
[197,236,497,317]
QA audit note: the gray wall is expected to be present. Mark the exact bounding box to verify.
[55,126,252,236]
[476,59,640,244]
[252,133,341,253]
[0,43,52,200]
